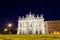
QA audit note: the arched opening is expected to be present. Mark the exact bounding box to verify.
[23,31,25,34]
[36,31,38,34]
[40,31,42,34]
[20,30,22,34]
[29,31,32,34]
[20,31,22,34]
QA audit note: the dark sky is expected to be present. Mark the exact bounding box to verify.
[0,0,60,29]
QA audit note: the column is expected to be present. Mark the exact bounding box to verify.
[17,28,20,34]
[37,22,40,34]
[35,21,39,34]
[33,22,36,34]
[41,20,45,34]
[24,22,27,34]
[17,21,20,34]
[22,23,23,34]
[21,30,23,34]
[25,22,28,34]
[38,29,40,34]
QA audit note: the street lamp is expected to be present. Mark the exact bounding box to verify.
[4,28,8,32]
[8,23,12,34]
[8,23,12,27]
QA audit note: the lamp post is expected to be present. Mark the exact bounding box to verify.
[8,23,12,34]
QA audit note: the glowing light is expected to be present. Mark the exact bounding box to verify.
[57,32,60,34]
[8,23,12,27]
[53,31,60,34]
[53,31,56,34]
[4,29,8,31]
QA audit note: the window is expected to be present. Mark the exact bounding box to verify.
[50,23,52,24]
[48,23,49,24]
[30,24,32,27]
[45,25,46,27]
[54,23,55,24]
[20,23,22,27]
[30,23,32,27]
[49,32,50,34]
[26,22,29,26]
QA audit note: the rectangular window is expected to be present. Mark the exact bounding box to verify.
[30,24,32,27]
[20,23,22,27]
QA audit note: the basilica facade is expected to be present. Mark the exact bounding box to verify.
[17,12,45,34]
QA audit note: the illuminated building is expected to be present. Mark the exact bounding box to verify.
[17,12,45,34]
[45,20,60,34]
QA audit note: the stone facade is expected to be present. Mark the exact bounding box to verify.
[17,12,45,34]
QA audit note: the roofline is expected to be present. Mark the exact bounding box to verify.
[44,20,60,21]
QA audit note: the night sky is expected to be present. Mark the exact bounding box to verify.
[0,0,60,29]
